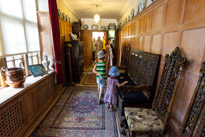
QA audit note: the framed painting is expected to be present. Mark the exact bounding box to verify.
[28,64,48,77]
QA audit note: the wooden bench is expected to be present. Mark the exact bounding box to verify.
[120,44,130,67]
[120,47,186,136]
[117,49,161,119]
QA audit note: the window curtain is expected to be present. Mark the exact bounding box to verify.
[48,0,64,84]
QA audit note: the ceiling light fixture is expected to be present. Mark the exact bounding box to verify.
[94,5,100,23]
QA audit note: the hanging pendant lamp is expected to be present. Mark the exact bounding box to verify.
[94,5,100,23]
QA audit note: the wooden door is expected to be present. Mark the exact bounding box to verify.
[82,30,92,65]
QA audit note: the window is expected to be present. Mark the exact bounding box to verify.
[0,0,41,89]
[28,52,40,66]
[0,0,40,56]
[0,57,5,88]
[6,55,23,68]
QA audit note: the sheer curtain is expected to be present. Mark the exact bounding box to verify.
[0,0,40,56]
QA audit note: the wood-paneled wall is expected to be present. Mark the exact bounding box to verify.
[59,18,72,82]
[117,0,205,136]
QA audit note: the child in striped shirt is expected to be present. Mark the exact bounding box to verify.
[93,51,107,104]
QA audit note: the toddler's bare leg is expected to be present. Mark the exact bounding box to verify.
[109,105,113,111]
[99,88,103,104]
[113,105,116,111]
[107,103,110,109]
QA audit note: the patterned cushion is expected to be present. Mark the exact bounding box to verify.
[124,107,164,135]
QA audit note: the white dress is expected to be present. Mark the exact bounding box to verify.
[109,48,113,66]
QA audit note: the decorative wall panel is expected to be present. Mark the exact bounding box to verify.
[144,35,152,52]
[135,20,140,36]
[145,12,153,33]
[131,22,136,36]
[24,91,36,121]
[172,77,197,123]
[139,36,144,51]
[184,0,205,23]
[162,32,179,62]
[153,4,166,32]
[165,0,183,27]
[139,16,145,34]
[151,34,162,54]
[180,28,205,74]
[36,79,51,109]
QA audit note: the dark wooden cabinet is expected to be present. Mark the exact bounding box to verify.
[64,40,84,83]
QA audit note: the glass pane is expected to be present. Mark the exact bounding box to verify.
[28,57,32,65]
[7,61,14,68]
[1,17,27,54]
[32,52,37,56]
[25,23,40,52]
[0,0,23,19]
[14,55,22,59]
[15,59,22,67]
[28,53,32,57]
[0,38,3,56]
[22,0,37,22]
[6,56,13,61]
[33,56,38,64]
[92,32,105,41]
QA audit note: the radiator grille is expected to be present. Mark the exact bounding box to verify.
[0,101,24,136]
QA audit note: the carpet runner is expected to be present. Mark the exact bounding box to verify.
[82,72,96,85]
[30,86,118,137]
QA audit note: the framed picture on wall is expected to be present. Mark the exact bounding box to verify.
[139,0,147,12]
[146,0,154,7]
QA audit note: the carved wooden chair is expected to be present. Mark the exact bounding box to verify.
[120,47,186,136]
[179,61,205,137]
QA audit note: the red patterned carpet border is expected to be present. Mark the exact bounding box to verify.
[30,86,118,137]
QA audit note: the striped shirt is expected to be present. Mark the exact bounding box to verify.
[96,61,107,79]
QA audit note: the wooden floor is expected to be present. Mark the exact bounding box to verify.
[84,64,93,72]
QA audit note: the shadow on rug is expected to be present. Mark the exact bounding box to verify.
[82,72,96,85]
[30,86,118,137]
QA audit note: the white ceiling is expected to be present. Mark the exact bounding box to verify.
[63,0,136,20]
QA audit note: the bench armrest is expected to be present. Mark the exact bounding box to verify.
[118,85,152,93]
[118,66,128,70]
[118,66,128,73]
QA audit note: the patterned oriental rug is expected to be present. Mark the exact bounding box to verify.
[82,72,97,85]
[30,87,118,137]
